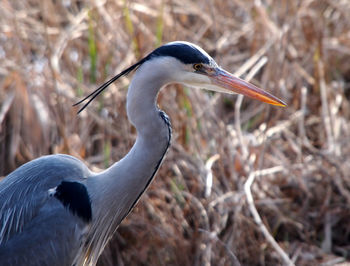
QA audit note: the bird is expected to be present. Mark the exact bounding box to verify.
[0,41,286,265]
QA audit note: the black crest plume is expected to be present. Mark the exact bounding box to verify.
[73,57,148,114]
[73,41,211,113]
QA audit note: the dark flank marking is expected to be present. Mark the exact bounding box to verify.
[159,110,171,129]
[150,43,210,65]
[54,181,92,223]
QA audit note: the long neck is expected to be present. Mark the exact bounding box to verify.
[115,62,172,214]
[85,60,172,264]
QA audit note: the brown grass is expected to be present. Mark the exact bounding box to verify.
[1,0,350,265]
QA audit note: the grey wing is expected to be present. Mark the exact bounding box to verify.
[0,154,92,266]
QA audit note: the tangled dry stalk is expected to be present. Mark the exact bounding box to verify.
[1,0,350,265]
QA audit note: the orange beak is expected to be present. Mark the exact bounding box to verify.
[210,68,286,107]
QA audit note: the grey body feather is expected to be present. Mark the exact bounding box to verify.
[0,154,91,265]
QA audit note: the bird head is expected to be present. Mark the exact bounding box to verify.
[74,41,286,113]
[149,41,286,107]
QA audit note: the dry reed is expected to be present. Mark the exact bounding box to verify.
[1,0,350,265]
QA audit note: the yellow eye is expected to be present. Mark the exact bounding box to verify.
[193,63,203,71]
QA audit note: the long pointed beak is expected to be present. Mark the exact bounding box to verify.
[210,68,286,107]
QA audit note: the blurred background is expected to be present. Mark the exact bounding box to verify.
[1,0,350,265]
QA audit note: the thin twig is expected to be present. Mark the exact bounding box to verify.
[244,166,295,266]
[198,228,242,266]
[318,60,335,154]
[235,56,269,164]
[204,154,220,198]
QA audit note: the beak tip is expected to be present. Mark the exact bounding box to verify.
[278,99,288,107]
[274,101,287,107]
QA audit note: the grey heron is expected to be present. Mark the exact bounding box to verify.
[0,41,285,265]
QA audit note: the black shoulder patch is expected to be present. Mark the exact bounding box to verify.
[54,181,92,223]
[151,42,211,65]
